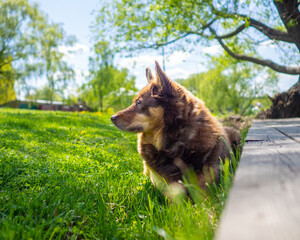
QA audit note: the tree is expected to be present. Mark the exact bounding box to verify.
[178,52,278,115]
[81,41,137,112]
[0,0,75,102]
[80,66,137,112]
[25,85,62,102]
[38,21,76,103]
[0,0,46,88]
[97,0,300,75]
[88,41,114,111]
[103,69,137,111]
[0,61,16,105]
[96,0,300,117]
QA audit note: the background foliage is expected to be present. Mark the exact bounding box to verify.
[178,52,278,115]
[2,0,295,114]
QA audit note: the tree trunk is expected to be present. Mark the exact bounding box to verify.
[257,76,300,119]
[258,1,300,118]
[273,0,300,52]
[99,92,103,112]
[50,78,55,104]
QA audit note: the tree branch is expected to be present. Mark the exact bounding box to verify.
[218,24,246,39]
[141,19,217,49]
[215,14,293,43]
[247,16,294,43]
[211,4,294,43]
[210,27,300,75]
[200,18,217,31]
[142,33,193,49]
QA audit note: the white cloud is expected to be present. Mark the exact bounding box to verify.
[58,43,90,61]
[118,54,163,70]
[118,50,191,72]
[58,43,89,54]
[167,67,194,79]
[258,40,277,48]
[54,43,91,87]
[166,51,191,66]
[116,50,204,89]
[117,53,163,89]
[74,69,89,85]
[202,45,222,55]
[278,73,299,92]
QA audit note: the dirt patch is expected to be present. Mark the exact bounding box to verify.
[256,79,300,119]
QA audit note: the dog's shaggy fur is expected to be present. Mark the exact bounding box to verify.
[111,61,241,190]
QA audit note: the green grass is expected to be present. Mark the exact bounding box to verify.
[0,108,245,240]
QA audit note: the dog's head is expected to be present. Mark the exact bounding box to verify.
[111,61,176,133]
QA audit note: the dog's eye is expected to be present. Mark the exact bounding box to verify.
[136,100,142,106]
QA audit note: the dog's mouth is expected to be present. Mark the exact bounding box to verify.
[111,120,144,133]
[127,126,144,133]
[114,124,144,133]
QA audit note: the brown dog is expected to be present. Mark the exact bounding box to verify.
[111,61,241,190]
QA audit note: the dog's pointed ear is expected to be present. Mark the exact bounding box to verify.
[146,67,154,83]
[154,60,173,97]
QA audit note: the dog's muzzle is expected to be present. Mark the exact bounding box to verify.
[111,115,117,123]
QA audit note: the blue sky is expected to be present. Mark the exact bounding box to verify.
[32,0,98,45]
[27,0,98,95]
[29,0,299,96]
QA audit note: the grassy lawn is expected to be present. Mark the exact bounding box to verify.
[0,108,241,240]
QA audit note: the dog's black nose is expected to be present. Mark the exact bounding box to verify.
[111,115,117,123]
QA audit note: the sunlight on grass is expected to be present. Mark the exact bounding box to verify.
[0,108,247,239]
